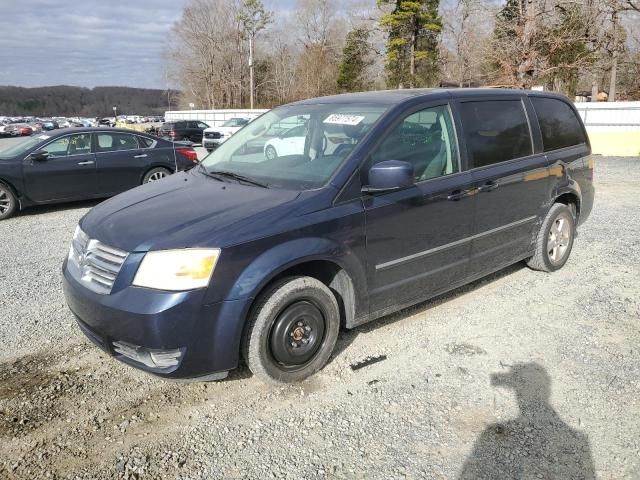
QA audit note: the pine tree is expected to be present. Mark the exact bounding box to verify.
[378,0,442,88]
[336,26,374,92]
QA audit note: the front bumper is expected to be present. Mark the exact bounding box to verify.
[62,263,250,379]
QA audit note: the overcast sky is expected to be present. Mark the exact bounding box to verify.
[0,0,293,89]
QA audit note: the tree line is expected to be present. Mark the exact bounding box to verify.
[0,86,178,117]
[168,0,640,109]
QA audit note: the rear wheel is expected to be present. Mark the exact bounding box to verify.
[143,167,171,184]
[243,276,340,384]
[527,203,575,272]
[0,183,17,220]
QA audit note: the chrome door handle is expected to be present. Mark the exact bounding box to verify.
[77,160,95,165]
[134,154,148,158]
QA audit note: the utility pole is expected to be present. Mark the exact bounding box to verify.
[238,0,272,110]
[249,34,254,109]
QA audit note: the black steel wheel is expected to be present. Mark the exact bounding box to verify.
[269,300,326,369]
[243,276,340,384]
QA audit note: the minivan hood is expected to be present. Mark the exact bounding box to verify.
[81,169,301,252]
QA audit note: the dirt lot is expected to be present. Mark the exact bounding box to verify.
[0,154,638,479]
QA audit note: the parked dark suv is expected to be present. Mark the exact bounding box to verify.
[159,120,209,143]
[63,89,594,384]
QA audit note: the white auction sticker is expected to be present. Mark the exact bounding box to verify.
[323,114,364,126]
[37,135,51,140]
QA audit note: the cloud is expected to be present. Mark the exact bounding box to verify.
[0,0,187,88]
[0,0,296,89]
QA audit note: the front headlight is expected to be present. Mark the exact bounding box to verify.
[133,249,220,291]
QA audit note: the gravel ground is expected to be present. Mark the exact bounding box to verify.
[0,153,638,479]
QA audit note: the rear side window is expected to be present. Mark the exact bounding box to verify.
[96,133,140,152]
[459,100,532,168]
[531,97,586,151]
[137,136,156,148]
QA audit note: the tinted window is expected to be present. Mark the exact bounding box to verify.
[96,133,139,152]
[44,134,92,157]
[197,122,209,129]
[459,100,532,168]
[531,97,586,151]
[371,105,459,182]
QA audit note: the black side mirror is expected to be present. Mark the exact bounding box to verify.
[362,160,414,193]
[29,150,49,162]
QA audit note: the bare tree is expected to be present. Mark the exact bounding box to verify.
[169,0,246,109]
[440,0,496,86]
[294,0,347,98]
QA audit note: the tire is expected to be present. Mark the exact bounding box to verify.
[526,203,575,272]
[142,167,171,184]
[243,276,340,384]
[265,145,277,160]
[0,182,18,220]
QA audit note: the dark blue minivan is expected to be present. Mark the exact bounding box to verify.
[62,89,594,383]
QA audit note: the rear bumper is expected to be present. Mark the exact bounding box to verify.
[62,263,250,379]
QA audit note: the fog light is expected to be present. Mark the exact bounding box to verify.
[113,341,183,369]
[150,350,183,368]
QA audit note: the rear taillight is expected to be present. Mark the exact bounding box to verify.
[176,147,198,163]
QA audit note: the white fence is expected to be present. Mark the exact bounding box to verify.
[165,109,268,127]
[574,101,640,131]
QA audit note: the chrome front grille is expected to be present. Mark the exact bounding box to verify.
[68,227,128,294]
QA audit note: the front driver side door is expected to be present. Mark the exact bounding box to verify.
[23,133,97,202]
[363,103,477,316]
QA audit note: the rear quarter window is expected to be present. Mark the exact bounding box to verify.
[531,97,586,151]
[459,100,533,168]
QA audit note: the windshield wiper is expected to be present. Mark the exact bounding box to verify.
[206,170,269,188]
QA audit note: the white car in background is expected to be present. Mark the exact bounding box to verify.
[203,117,252,152]
[263,124,307,160]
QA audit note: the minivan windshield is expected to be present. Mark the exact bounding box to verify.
[200,104,388,190]
[0,135,45,159]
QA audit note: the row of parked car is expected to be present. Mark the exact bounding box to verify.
[0,115,168,138]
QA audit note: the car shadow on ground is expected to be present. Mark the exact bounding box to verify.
[458,363,596,479]
[329,262,527,362]
[15,199,103,217]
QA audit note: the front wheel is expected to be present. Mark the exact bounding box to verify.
[527,203,575,272]
[243,277,340,384]
[0,183,18,220]
[143,167,171,184]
